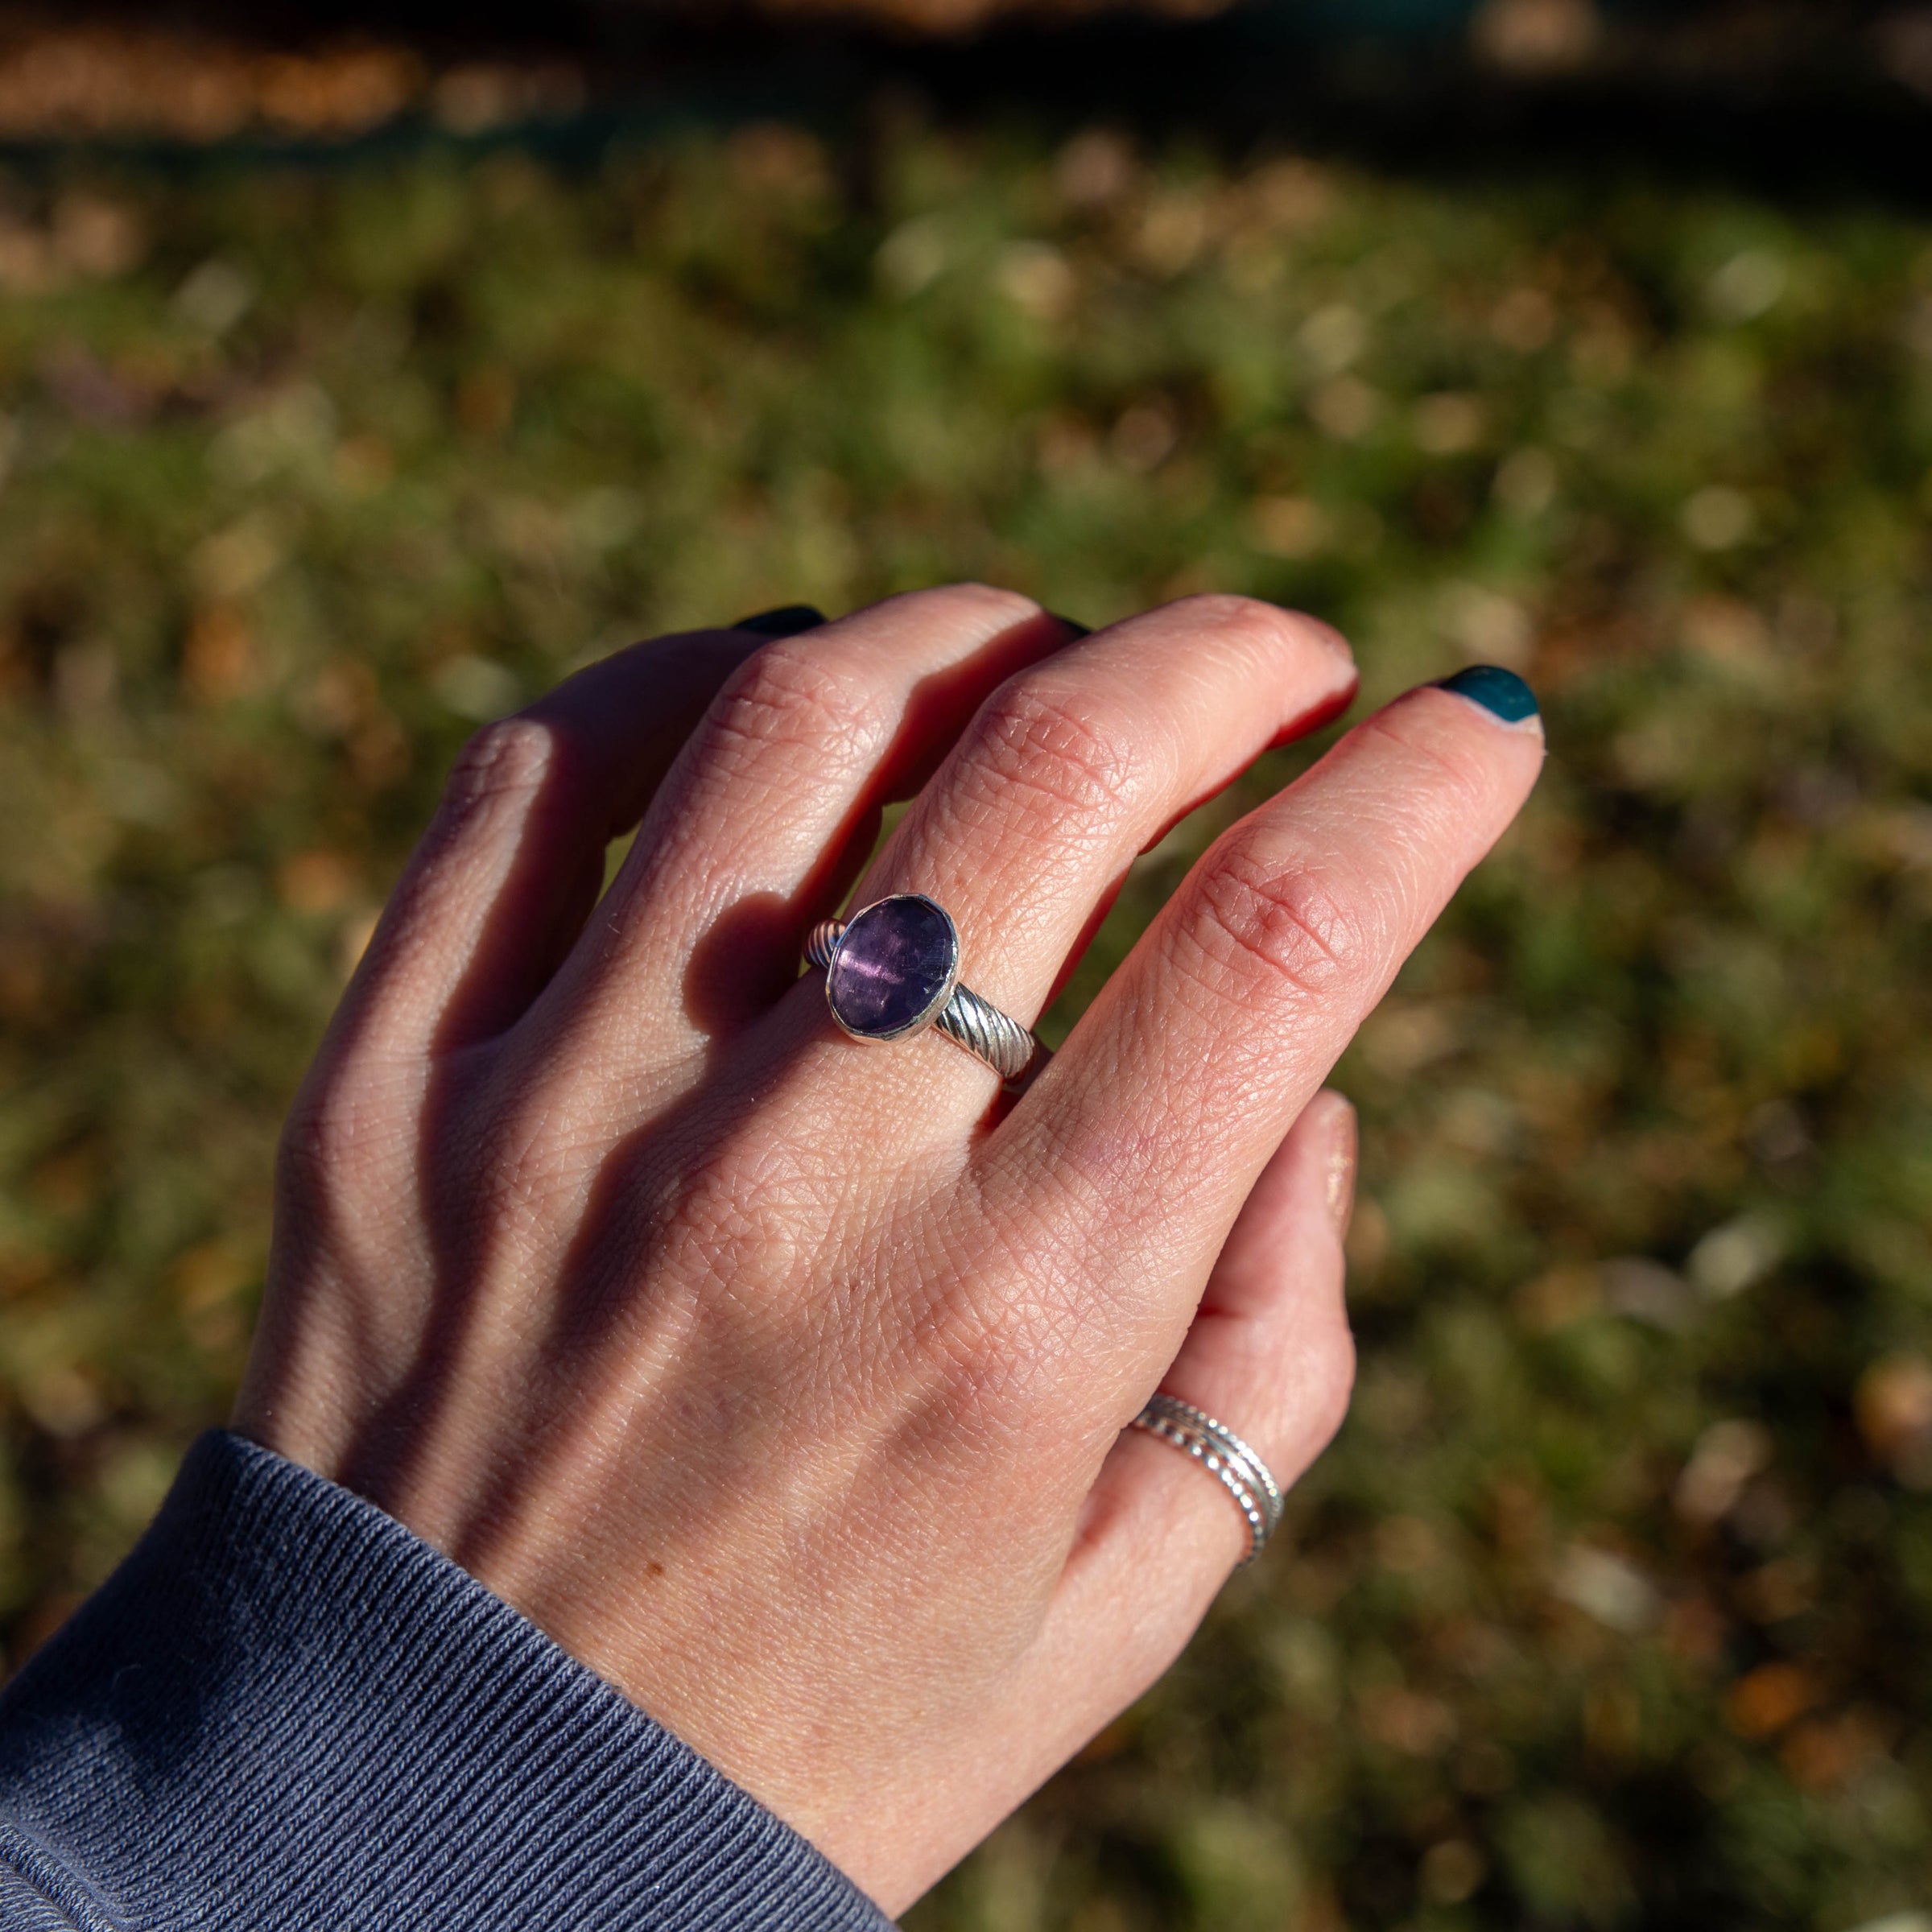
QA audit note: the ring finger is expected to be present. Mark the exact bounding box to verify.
[815,595,1359,1118]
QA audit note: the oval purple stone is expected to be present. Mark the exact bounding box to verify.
[826,895,959,1041]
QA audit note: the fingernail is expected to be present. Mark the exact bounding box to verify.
[1048,612,1092,638]
[733,605,828,636]
[1434,664,1539,724]
[1323,1095,1357,1239]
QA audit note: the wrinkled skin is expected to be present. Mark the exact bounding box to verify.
[236,588,1543,1912]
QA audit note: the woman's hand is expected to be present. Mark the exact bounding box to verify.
[233,587,1543,1913]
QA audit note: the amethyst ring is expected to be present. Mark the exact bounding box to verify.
[804,894,1038,1085]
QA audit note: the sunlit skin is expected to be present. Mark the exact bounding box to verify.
[233,586,1542,1913]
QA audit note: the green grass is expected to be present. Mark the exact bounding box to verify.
[0,120,1930,1929]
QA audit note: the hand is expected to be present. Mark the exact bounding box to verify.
[233,588,1543,1913]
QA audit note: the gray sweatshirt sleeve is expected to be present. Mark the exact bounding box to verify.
[0,1432,895,1932]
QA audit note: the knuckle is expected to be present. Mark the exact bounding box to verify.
[275,1083,400,1214]
[443,716,557,810]
[709,638,887,770]
[1187,837,1368,1003]
[899,580,1046,632]
[965,679,1150,828]
[1165,592,1352,668]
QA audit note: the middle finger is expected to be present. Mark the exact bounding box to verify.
[825,595,1357,1114]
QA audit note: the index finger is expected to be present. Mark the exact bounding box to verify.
[985,667,1544,1362]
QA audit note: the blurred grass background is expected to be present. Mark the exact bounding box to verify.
[0,60,1930,1932]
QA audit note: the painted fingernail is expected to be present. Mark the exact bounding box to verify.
[1434,664,1539,724]
[733,605,828,636]
[1323,1095,1358,1239]
[1048,612,1092,638]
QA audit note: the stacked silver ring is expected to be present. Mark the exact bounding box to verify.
[1128,1392,1285,1566]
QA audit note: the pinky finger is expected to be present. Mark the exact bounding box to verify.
[1038,1092,1358,1695]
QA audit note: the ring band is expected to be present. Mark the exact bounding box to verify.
[1128,1393,1285,1566]
[805,894,1038,1084]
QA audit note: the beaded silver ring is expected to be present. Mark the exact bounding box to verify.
[1127,1392,1285,1566]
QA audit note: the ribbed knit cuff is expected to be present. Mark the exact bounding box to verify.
[0,1431,896,1932]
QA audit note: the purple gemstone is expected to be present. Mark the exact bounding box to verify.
[826,895,958,1040]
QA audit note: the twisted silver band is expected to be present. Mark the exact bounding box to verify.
[1128,1393,1285,1566]
[806,918,1038,1084]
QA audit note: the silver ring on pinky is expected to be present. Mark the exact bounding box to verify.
[805,895,1039,1086]
[1127,1392,1285,1567]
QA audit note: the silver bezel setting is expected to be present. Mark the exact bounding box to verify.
[824,894,963,1044]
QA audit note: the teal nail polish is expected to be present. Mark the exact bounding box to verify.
[1435,664,1539,723]
[733,605,827,637]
